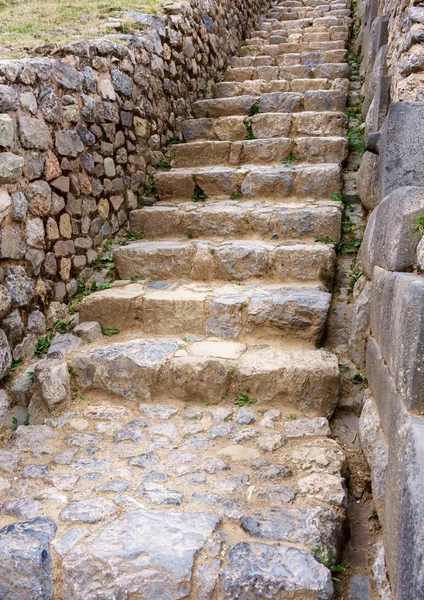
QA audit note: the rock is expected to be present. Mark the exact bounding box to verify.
[257,432,285,452]
[60,498,116,523]
[0,223,26,259]
[11,424,60,457]
[11,191,28,222]
[298,473,348,507]
[5,266,35,307]
[18,116,51,150]
[0,389,8,427]
[348,279,371,369]
[0,84,19,111]
[73,321,102,343]
[20,91,37,114]
[371,540,392,600]
[0,517,56,599]
[53,60,83,90]
[26,180,52,216]
[0,329,12,379]
[284,439,347,476]
[241,505,342,556]
[417,237,424,271]
[62,510,221,599]
[53,527,88,557]
[359,395,388,517]
[47,333,83,358]
[235,406,256,424]
[0,449,22,473]
[2,309,24,347]
[0,114,14,147]
[220,542,333,599]
[259,409,281,428]
[72,339,182,400]
[21,464,49,478]
[349,574,371,600]
[0,152,24,183]
[0,190,11,224]
[30,359,70,422]
[140,484,183,505]
[27,310,46,335]
[357,151,379,210]
[0,284,11,318]
[55,129,84,157]
[13,333,37,362]
[45,301,68,329]
[2,498,43,519]
[283,417,331,438]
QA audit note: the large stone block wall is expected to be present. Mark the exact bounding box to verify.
[0,0,269,377]
[353,1,424,598]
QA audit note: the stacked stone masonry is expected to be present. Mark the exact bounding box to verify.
[353,1,424,599]
[0,0,269,374]
[0,0,357,598]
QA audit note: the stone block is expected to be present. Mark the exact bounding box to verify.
[0,114,14,147]
[370,268,424,412]
[360,187,424,275]
[0,152,24,183]
[379,102,424,200]
[357,151,379,210]
[18,116,51,150]
[348,279,371,368]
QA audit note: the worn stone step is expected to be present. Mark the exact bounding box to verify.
[70,337,339,415]
[114,239,336,286]
[79,280,331,342]
[153,164,342,201]
[191,89,346,118]
[230,42,346,65]
[169,137,347,167]
[130,200,342,241]
[182,110,347,141]
[220,63,348,86]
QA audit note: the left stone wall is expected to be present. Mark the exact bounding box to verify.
[0,0,269,379]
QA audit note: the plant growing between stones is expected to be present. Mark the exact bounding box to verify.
[286,414,297,421]
[157,157,171,170]
[11,414,29,429]
[144,175,157,197]
[244,117,256,140]
[281,150,300,164]
[343,266,364,292]
[101,327,120,336]
[412,215,424,236]
[234,393,257,407]
[231,192,243,200]
[248,101,260,116]
[166,134,185,146]
[192,184,207,202]
[313,546,348,582]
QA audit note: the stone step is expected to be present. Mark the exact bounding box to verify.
[153,164,342,201]
[214,78,340,97]
[79,280,331,343]
[231,41,346,63]
[221,62,349,81]
[191,89,347,118]
[113,239,336,286]
[129,200,342,241]
[182,111,347,141]
[70,337,340,415]
[169,137,348,167]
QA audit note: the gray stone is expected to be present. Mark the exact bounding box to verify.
[235,406,256,424]
[53,60,83,90]
[11,192,28,222]
[65,433,102,447]
[111,69,132,96]
[26,217,45,248]
[0,389,8,427]
[202,457,230,474]
[0,517,56,600]
[0,449,21,473]
[27,310,46,335]
[20,91,37,114]
[55,129,84,157]
[2,498,43,519]
[219,542,333,599]
[370,268,424,412]
[13,333,37,362]
[183,406,203,420]
[11,424,59,457]
[140,484,183,505]
[0,84,19,111]
[371,540,392,600]
[283,417,330,438]
[151,421,178,438]
[0,189,11,223]
[122,11,166,35]
[0,284,11,318]
[47,333,83,358]
[21,464,49,478]
[360,187,424,276]
[257,432,285,452]
[52,527,88,557]
[260,409,281,428]
[357,151,379,210]
[241,505,342,556]
[44,473,79,490]
[0,152,24,183]
[259,92,302,113]
[95,480,130,493]
[62,510,221,599]
[0,224,26,259]
[30,359,70,423]
[349,575,371,600]
[2,309,24,347]
[129,451,163,469]
[348,278,371,369]
[60,498,116,523]
[195,559,221,600]
[18,116,51,150]
[27,180,52,216]
[5,266,35,307]
[0,113,14,147]
[210,407,233,422]
[72,339,182,400]
[25,153,44,180]
[210,423,238,438]
[0,328,12,379]
[379,103,424,200]
[39,87,63,122]
[298,473,347,507]
[73,321,102,343]
[359,395,388,517]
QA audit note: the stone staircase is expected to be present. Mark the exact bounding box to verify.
[0,0,353,598]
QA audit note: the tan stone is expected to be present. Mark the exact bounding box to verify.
[143,290,206,335]
[59,213,72,239]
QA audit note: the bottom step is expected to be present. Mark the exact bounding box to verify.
[70,337,339,417]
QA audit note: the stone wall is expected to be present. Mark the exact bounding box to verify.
[0,0,269,377]
[352,1,424,598]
